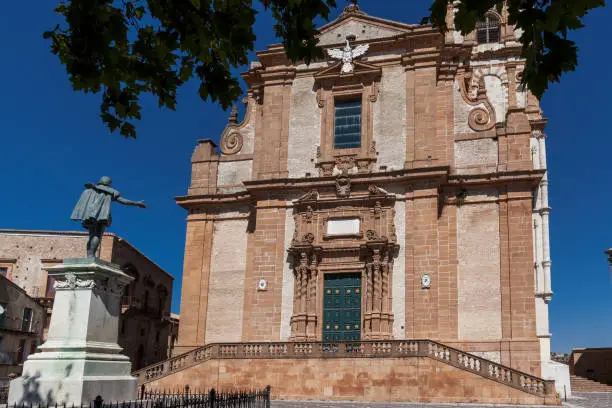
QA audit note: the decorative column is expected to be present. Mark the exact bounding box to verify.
[362,240,395,340]
[290,251,309,340]
[538,133,553,302]
[289,245,320,341]
[9,259,137,405]
[306,253,319,339]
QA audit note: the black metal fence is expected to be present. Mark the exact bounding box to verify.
[1,386,8,405]
[1,386,271,408]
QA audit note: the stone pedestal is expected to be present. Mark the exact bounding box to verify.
[8,259,138,405]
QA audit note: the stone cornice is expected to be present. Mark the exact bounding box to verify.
[448,169,546,188]
[176,168,546,211]
[244,166,450,194]
[175,191,251,209]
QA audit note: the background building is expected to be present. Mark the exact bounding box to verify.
[137,4,565,404]
[569,348,612,392]
[0,274,44,387]
[0,229,175,370]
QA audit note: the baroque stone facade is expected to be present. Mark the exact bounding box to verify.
[175,2,554,387]
[0,230,175,371]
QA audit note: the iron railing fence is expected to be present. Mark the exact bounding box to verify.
[1,386,270,408]
[1,386,8,405]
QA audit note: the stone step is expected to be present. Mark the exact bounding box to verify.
[570,375,612,392]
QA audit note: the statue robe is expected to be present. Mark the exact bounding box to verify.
[71,184,120,227]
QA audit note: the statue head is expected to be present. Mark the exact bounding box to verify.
[98,176,112,186]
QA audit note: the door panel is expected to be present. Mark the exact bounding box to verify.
[322,273,361,341]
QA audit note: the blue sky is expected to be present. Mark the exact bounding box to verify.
[0,1,610,354]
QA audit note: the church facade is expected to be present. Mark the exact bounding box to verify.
[155,4,558,403]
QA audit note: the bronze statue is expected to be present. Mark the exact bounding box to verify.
[71,176,146,258]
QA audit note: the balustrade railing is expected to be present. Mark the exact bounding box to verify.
[133,339,555,398]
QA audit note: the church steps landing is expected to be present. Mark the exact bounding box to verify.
[133,340,559,405]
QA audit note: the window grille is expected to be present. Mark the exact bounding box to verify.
[334,99,362,149]
[476,14,501,44]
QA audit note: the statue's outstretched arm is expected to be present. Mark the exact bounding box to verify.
[117,197,146,208]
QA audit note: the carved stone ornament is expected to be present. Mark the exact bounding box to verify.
[327,40,369,74]
[336,176,351,198]
[316,89,325,108]
[220,131,243,155]
[105,277,127,295]
[320,163,334,177]
[53,272,96,290]
[369,82,379,102]
[458,74,496,132]
[373,201,382,219]
[339,3,366,18]
[368,185,389,195]
[303,206,314,224]
[335,156,356,175]
[356,159,371,173]
[390,225,397,243]
[302,233,315,245]
[468,107,494,132]
[297,190,319,202]
[366,230,379,241]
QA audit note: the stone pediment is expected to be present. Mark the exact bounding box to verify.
[317,5,412,46]
[314,60,381,82]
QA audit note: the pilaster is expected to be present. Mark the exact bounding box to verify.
[177,213,214,348]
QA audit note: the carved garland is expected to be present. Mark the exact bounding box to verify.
[53,273,128,295]
[53,272,96,290]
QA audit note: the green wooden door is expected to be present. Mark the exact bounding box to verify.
[323,273,361,341]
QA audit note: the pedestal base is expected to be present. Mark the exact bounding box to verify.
[8,354,138,405]
[8,258,138,405]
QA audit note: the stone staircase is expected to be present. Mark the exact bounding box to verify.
[571,374,612,392]
[133,339,559,404]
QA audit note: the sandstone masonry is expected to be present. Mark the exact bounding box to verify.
[169,3,559,403]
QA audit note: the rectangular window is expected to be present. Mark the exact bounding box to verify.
[21,308,33,332]
[0,267,7,277]
[334,99,362,149]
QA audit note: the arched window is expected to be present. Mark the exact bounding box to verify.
[476,13,501,44]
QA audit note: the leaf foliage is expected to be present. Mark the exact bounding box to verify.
[46,0,603,137]
[425,0,605,99]
[45,0,336,138]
